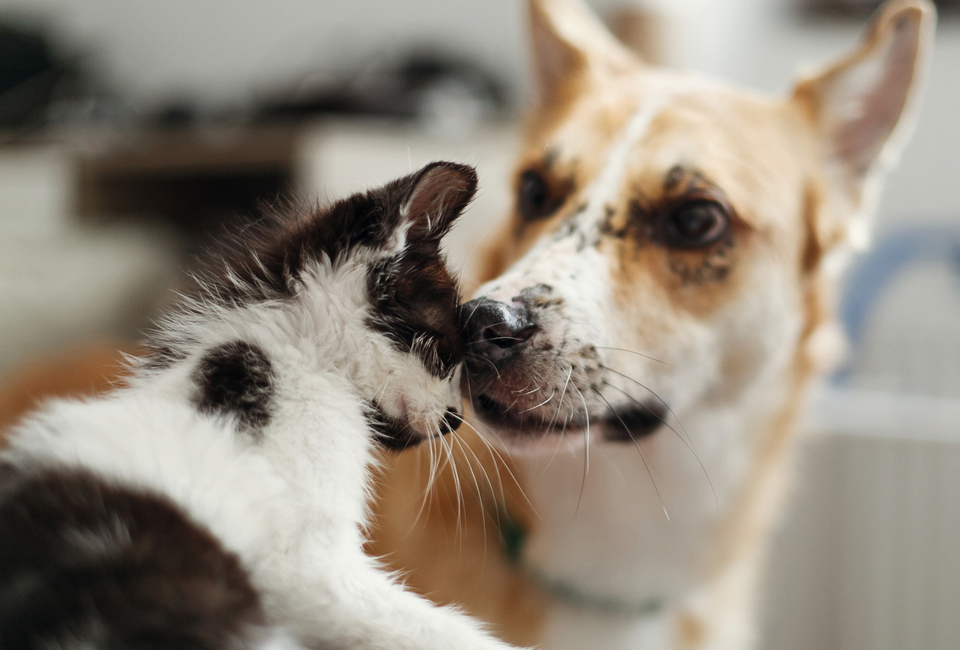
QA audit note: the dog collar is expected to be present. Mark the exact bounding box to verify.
[500,509,666,618]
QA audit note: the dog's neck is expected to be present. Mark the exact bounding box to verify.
[509,350,808,650]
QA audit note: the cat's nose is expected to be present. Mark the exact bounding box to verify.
[461,298,538,371]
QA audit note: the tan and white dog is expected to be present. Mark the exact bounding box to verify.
[369,1,936,649]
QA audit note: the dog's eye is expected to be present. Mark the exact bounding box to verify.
[665,201,729,248]
[517,169,552,221]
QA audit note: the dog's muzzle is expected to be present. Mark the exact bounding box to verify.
[460,297,538,374]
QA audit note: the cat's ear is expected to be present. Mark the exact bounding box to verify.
[396,162,478,253]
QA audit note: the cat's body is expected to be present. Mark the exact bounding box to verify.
[0,162,515,650]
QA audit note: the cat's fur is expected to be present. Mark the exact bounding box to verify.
[0,162,517,650]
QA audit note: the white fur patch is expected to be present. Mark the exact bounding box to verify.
[582,93,680,223]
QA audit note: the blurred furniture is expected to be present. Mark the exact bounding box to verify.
[762,224,960,650]
[0,118,517,378]
[802,0,960,17]
[73,119,518,285]
[0,144,178,374]
[76,125,300,237]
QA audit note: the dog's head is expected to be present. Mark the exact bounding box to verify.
[463,0,934,451]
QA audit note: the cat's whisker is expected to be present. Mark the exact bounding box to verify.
[450,433,489,557]
[457,414,537,518]
[436,427,464,540]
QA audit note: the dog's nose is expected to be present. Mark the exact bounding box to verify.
[461,298,538,370]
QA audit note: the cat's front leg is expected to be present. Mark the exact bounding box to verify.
[275,553,525,650]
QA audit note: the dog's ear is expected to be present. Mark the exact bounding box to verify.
[792,0,935,247]
[527,0,638,108]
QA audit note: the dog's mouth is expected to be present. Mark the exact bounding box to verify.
[470,390,666,446]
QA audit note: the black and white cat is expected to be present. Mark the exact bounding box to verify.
[0,162,515,650]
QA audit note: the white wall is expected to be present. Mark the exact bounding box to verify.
[0,0,529,111]
[2,0,955,225]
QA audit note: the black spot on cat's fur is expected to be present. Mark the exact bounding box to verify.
[0,465,264,650]
[194,341,274,435]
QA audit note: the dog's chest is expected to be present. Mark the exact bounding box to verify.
[542,599,669,650]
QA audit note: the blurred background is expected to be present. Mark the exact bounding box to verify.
[0,1,957,648]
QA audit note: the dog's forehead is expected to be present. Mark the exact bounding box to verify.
[628,93,811,228]
[532,72,812,232]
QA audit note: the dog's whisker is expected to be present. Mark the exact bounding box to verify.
[512,384,543,396]
[472,335,530,344]
[603,381,717,510]
[593,388,670,521]
[540,412,571,476]
[599,364,697,455]
[571,382,591,516]
[595,346,672,367]
[546,367,574,436]
[519,390,556,413]
[466,353,502,380]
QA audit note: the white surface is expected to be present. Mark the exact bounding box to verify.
[764,419,960,650]
[0,224,178,372]
[0,142,179,373]
[806,384,960,444]
[0,145,73,240]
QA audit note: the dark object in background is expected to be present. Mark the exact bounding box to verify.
[802,0,958,17]
[257,50,508,134]
[76,126,298,247]
[0,23,75,128]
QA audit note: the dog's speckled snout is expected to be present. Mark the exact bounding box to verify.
[461,297,538,374]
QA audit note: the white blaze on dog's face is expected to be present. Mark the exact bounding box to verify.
[462,0,934,451]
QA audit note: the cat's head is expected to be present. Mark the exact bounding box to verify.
[329,162,477,450]
[147,162,477,451]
